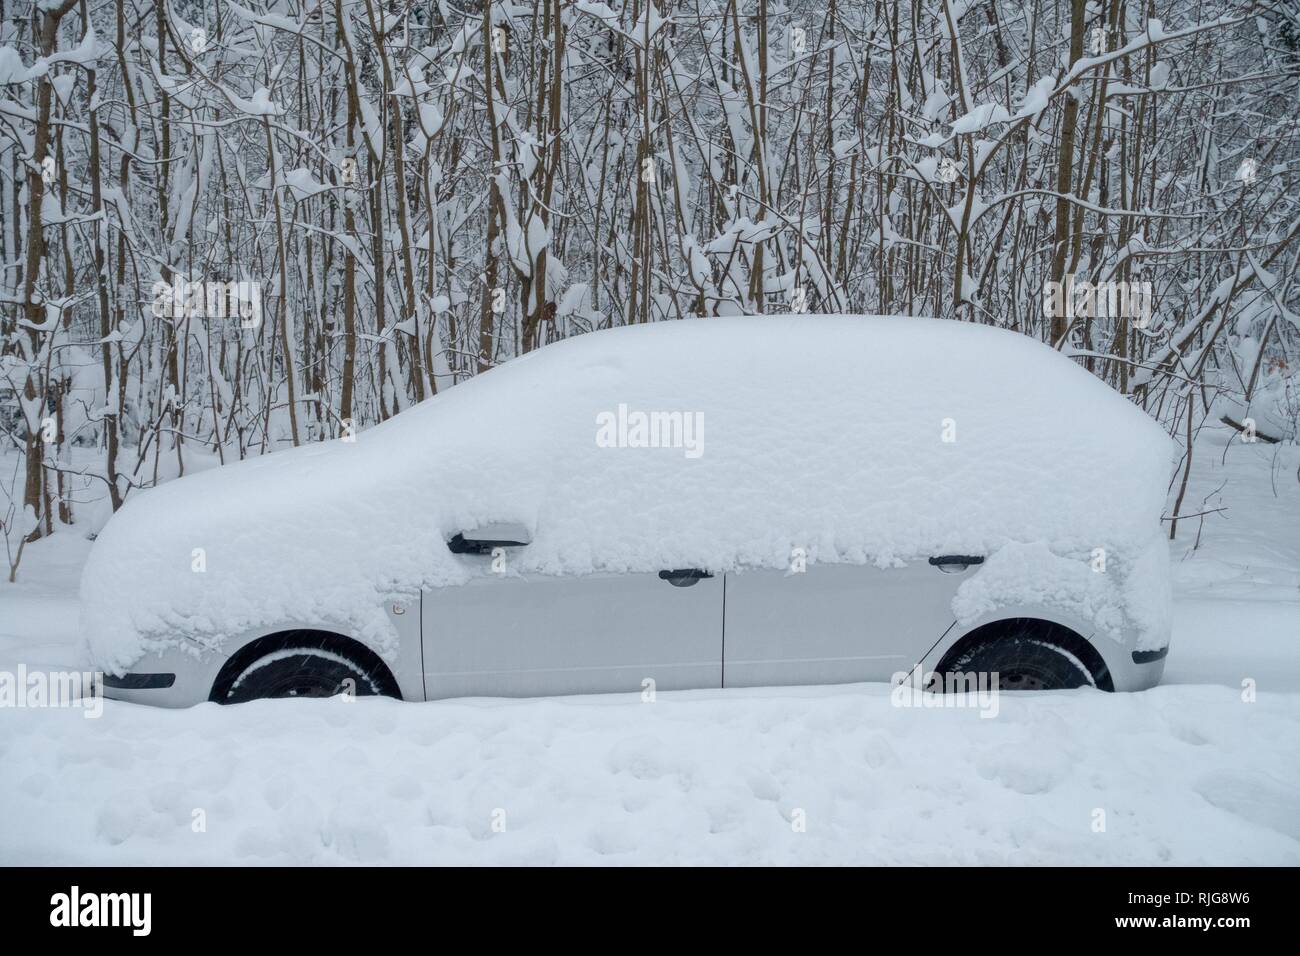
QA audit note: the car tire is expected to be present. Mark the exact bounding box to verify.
[936,629,1096,691]
[218,646,386,704]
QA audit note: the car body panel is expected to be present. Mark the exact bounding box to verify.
[99,644,227,708]
[914,602,1167,692]
[101,605,425,707]
[421,559,723,699]
[387,600,427,701]
[722,562,970,687]
[103,564,1167,706]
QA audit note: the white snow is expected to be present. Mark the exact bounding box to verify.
[575,2,621,30]
[953,530,1172,651]
[954,542,1120,637]
[253,167,331,201]
[950,102,1011,134]
[223,85,283,117]
[0,46,46,85]
[1014,76,1055,119]
[79,317,1174,673]
[2,423,1297,865]
[0,681,1293,865]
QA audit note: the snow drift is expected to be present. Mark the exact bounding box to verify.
[81,316,1174,672]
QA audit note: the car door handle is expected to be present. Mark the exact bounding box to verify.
[658,569,714,587]
[928,555,985,572]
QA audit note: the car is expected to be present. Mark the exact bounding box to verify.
[82,316,1174,706]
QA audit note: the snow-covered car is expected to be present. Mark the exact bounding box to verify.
[81,316,1174,706]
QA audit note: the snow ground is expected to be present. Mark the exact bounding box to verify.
[0,425,1297,865]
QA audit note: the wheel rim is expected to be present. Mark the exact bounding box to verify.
[224,652,364,702]
[262,672,345,698]
[994,671,1049,691]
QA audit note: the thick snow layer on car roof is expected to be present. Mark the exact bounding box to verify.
[80,316,1174,671]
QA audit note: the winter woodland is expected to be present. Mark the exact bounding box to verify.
[1,0,1297,579]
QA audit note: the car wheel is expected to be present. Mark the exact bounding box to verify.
[936,631,1096,691]
[219,646,385,703]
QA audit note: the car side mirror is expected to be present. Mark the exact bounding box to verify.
[447,521,532,555]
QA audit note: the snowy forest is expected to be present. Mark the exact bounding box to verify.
[1,0,1297,578]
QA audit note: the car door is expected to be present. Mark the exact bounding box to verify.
[722,559,976,687]
[423,562,723,699]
